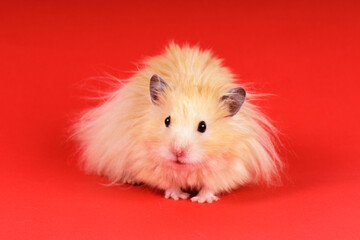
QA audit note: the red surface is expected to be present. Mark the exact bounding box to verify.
[1,0,360,239]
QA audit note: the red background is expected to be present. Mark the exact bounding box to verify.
[1,0,359,239]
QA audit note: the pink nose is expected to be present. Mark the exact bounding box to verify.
[172,146,184,157]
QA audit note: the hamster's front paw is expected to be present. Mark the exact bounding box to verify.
[125,179,136,185]
[164,187,190,200]
[123,177,141,185]
[191,189,219,203]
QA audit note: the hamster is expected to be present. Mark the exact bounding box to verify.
[74,43,281,203]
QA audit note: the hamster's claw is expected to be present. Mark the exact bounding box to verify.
[164,187,190,200]
[191,189,219,203]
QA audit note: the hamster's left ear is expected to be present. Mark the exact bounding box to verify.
[221,87,246,117]
[150,74,169,105]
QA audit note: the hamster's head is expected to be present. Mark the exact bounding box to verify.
[145,74,246,170]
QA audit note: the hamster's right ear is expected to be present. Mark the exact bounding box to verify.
[221,87,246,117]
[150,74,169,105]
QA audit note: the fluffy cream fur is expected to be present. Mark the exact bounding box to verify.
[74,43,282,203]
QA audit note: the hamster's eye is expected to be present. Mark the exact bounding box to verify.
[197,121,206,133]
[165,116,171,127]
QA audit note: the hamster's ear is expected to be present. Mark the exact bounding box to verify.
[150,74,169,104]
[220,87,246,117]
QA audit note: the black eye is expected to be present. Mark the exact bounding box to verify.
[197,121,206,133]
[165,116,171,127]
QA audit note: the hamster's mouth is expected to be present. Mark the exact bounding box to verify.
[175,159,185,165]
[167,158,193,169]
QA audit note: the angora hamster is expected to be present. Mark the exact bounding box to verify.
[74,43,281,203]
